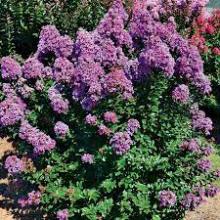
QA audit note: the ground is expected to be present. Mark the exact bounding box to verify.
[0,138,220,220]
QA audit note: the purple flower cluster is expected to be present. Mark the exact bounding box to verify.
[81,153,94,164]
[172,84,190,103]
[48,87,69,114]
[181,192,203,210]
[201,145,213,156]
[18,190,41,208]
[4,155,25,174]
[180,139,200,153]
[103,112,118,124]
[190,104,213,135]
[19,121,56,155]
[57,209,69,220]
[98,125,111,136]
[22,57,44,79]
[205,185,220,197]
[158,190,177,207]
[37,25,73,58]
[0,96,26,126]
[110,132,133,155]
[126,119,140,135]
[197,159,212,172]
[1,57,22,80]
[85,114,97,126]
[54,121,69,138]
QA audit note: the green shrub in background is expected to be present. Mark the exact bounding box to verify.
[0,0,106,58]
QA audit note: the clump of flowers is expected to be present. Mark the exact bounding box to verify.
[57,209,69,220]
[54,121,69,138]
[4,155,25,174]
[158,190,177,207]
[172,84,190,104]
[81,153,94,164]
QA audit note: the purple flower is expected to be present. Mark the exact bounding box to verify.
[158,190,177,207]
[0,96,26,126]
[85,114,97,126]
[197,159,212,172]
[19,121,56,155]
[57,209,69,220]
[2,83,16,96]
[103,112,118,124]
[139,37,175,78]
[126,119,140,135]
[1,56,22,80]
[214,169,220,178]
[201,145,213,156]
[98,125,111,136]
[81,153,94,164]
[191,104,213,135]
[18,191,41,208]
[53,57,75,83]
[48,87,69,114]
[172,84,190,103]
[110,132,133,155]
[181,193,202,210]
[4,155,25,174]
[205,185,220,197]
[55,35,73,58]
[180,139,200,153]
[22,57,44,79]
[54,121,69,137]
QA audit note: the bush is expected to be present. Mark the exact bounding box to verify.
[1,1,219,219]
[189,9,220,143]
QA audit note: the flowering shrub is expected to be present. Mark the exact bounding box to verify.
[189,9,220,142]
[0,0,219,219]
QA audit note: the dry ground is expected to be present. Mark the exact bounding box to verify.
[0,138,220,220]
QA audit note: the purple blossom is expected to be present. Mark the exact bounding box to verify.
[180,139,200,153]
[54,121,69,137]
[1,56,22,80]
[0,96,26,126]
[18,191,41,208]
[158,190,177,207]
[48,87,69,114]
[85,114,97,126]
[205,185,220,197]
[35,80,44,91]
[81,153,94,164]
[4,155,25,174]
[19,121,56,155]
[110,132,133,155]
[201,145,213,156]
[17,84,34,99]
[197,159,212,172]
[57,209,69,220]
[2,83,16,96]
[126,119,140,135]
[55,35,73,58]
[102,69,134,99]
[53,57,75,83]
[22,57,44,79]
[214,169,220,178]
[139,37,175,78]
[104,112,118,124]
[191,105,213,135]
[98,125,111,136]
[172,84,190,103]
[96,0,132,47]
[181,193,202,210]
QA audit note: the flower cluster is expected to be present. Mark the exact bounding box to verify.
[110,132,133,155]
[81,153,94,164]
[57,209,69,220]
[158,190,177,207]
[172,84,190,104]
[19,121,56,155]
[54,121,69,138]
[18,190,41,208]
[4,155,25,174]
[190,104,213,135]
[180,139,200,153]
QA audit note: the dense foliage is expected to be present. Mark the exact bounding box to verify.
[0,0,107,58]
[0,0,220,220]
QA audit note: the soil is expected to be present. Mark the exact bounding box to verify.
[0,138,220,220]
